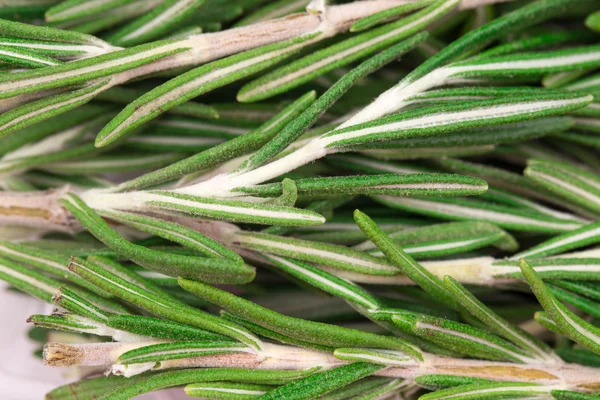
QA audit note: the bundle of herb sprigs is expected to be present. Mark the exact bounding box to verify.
[1,0,600,399]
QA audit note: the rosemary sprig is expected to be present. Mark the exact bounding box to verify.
[2,1,600,399]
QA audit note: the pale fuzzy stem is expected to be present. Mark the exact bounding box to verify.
[108,349,600,391]
[338,67,453,128]
[0,187,78,233]
[44,341,161,367]
[381,354,600,392]
[97,0,415,88]
[175,139,329,197]
[112,342,346,377]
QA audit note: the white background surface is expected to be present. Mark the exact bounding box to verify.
[0,283,185,399]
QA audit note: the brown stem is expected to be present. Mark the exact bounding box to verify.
[380,354,600,392]
[0,187,78,234]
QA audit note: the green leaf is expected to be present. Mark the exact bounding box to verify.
[357,221,518,258]
[60,192,256,283]
[132,190,326,226]
[519,259,600,355]
[525,159,600,216]
[393,314,534,363]
[353,209,463,310]
[118,341,249,364]
[374,196,583,234]
[255,362,384,400]
[443,276,556,362]
[235,173,487,198]
[106,314,235,342]
[96,368,317,400]
[178,278,423,359]
[0,239,107,296]
[68,256,263,349]
[107,0,207,47]
[233,231,398,276]
[96,209,242,261]
[350,1,434,32]
[320,93,591,150]
[263,254,383,309]
[419,382,551,400]
[186,382,272,399]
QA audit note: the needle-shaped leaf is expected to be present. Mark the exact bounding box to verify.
[68,256,263,349]
[525,159,600,216]
[333,347,417,367]
[86,255,184,304]
[353,115,574,153]
[221,311,335,352]
[178,279,423,358]
[446,45,600,80]
[0,17,112,48]
[97,86,218,119]
[443,276,555,361]
[549,285,600,318]
[0,240,107,296]
[418,382,551,400]
[95,33,320,147]
[353,210,463,310]
[319,377,396,400]
[0,45,61,68]
[494,258,600,282]
[552,390,600,400]
[118,341,250,364]
[97,209,242,261]
[52,286,116,321]
[552,281,600,301]
[392,314,534,363]
[46,0,139,23]
[433,158,555,205]
[350,1,434,32]
[263,254,383,310]
[0,78,113,139]
[319,93,592,149]
[256,362,384,400]
[107,0,206,47]
[106,315,234,342]
[234,173,487,198]
[0,40,188,100]
[233,231,399,276]
[134,191,326,226]
[234,0,309,27]
[0,256,74,304]
[414,375,496,391]
[519,259,600,355]
[374,196,583,233]
[355,221,518,256]
[60,192,256,283]
[28,313,110,337]
[238,0,453,102]
[0,256,127,316]
[185,382,272,399]
[96,369,318,400]
[402,0,595,85]
[513,221,600,259]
